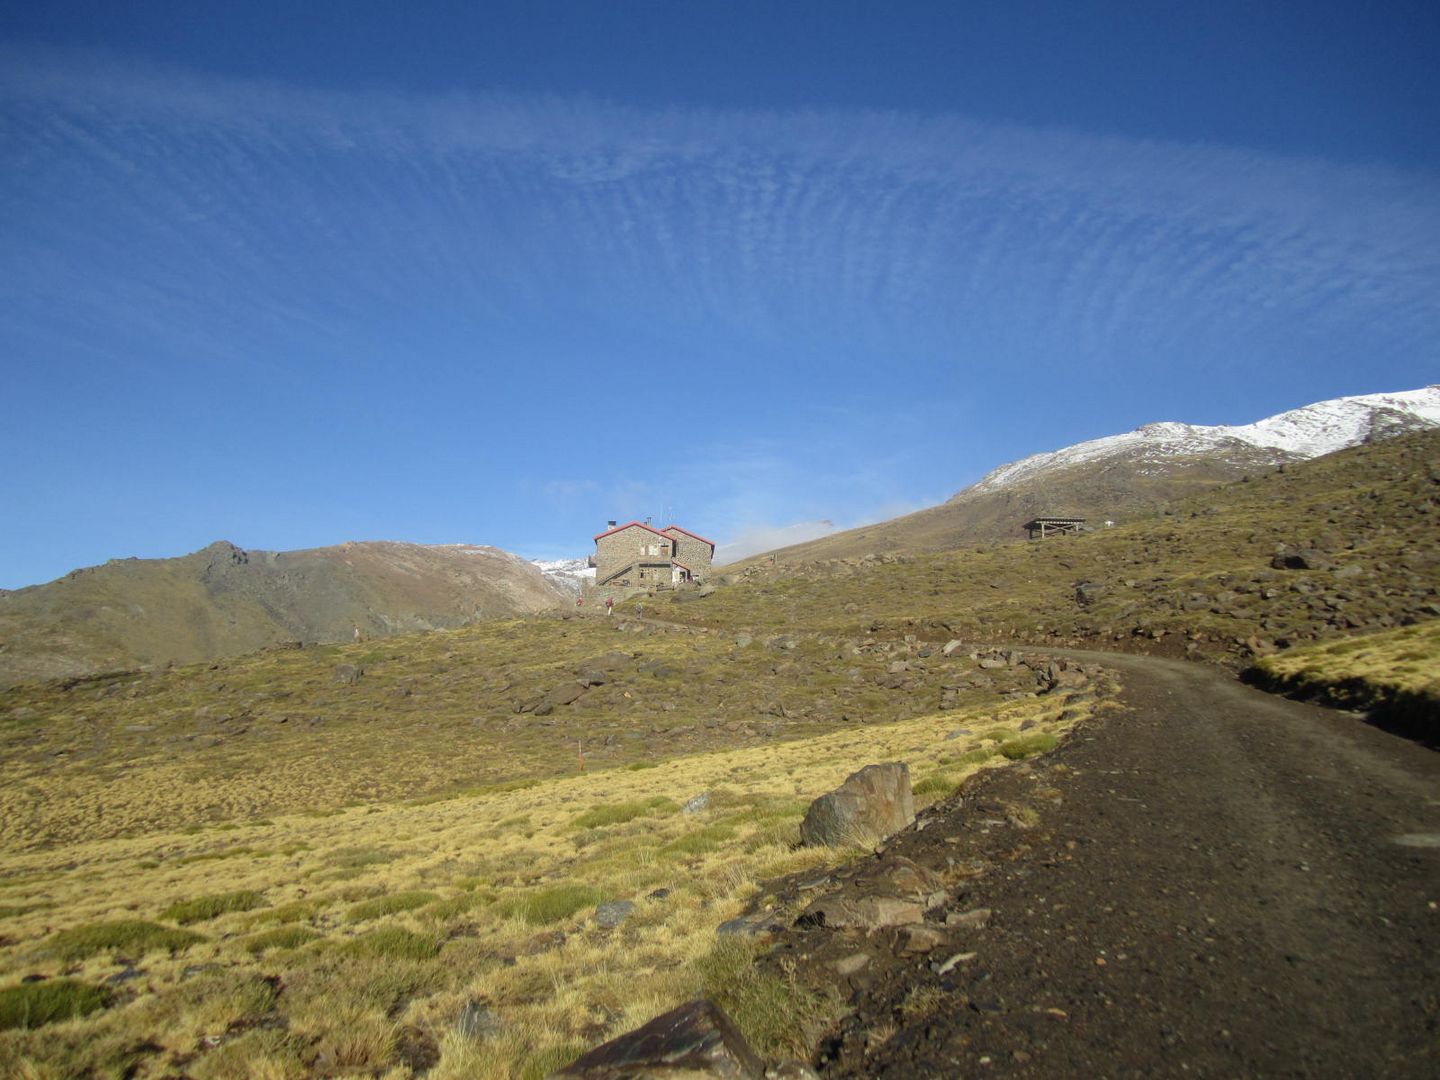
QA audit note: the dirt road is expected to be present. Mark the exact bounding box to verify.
[812,650,1440,1078]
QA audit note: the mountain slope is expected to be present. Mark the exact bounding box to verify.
[736,386,1440,565]
[0,540,565,686]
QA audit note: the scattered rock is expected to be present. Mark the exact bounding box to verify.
[833,952,872,976]
[1075,582,1107,607]
[456,999,503,1039]
[593,900,636,929]
[798,894,926,931]
[716,912,787,938]
[898,925,949,955]
[332,663,362,686]
[766,1063,821,1080]
[800,762,915,848]
[945,907,993,930]
[933,951,977,976]
[1271,547,1334,571]
[543,682,587,708]
[734,633,753,647]
[941,640,964,656]
[682,792,712,815]
[554,999,764,1079]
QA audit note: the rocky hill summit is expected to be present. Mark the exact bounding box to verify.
[737,385,1440,564]
[0,539,565,686]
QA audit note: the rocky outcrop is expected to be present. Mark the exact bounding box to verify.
[800,763,914,848]
[553,999,764,1079]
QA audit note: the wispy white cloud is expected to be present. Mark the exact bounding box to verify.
[3,44,1437,381]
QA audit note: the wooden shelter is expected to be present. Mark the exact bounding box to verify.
[1025,517,1087,540]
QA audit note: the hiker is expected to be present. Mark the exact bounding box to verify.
[606,597,614,616]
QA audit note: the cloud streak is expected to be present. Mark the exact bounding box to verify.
[4,45,1437,381]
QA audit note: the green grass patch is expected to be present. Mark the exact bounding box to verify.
[661,823,737,858]
[998,732,1059,760]
[161,889,266,924]
[913,772,961,799]
[0,979,110,1030]
[492,883,601,925]
[47,920,205,962]
[344,927,441,961]
[243,926,322,954]
[344,890,439,922]
[694,937,832,1059]
[572,796,679,830]
[247,899,323,926]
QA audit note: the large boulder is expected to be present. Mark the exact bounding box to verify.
[799,763,914,848]
[552,999,763,1078]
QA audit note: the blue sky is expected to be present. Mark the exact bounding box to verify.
[2,2,1438,587]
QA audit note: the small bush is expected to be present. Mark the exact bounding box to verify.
[913,773,960,799]
[345,891,439,923]
[345,927,441,962]
[48,920,205,961]
[998,732,1059,760]
[492,884,601,925]
[626,761,658,771]
[162,890,266,924]
[244,926,322,954]
[572,797,679,830]
[0,979,110,1030]
[694,938,829,1059]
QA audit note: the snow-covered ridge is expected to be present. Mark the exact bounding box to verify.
[533,557,595,595]
[968,386,1440,494]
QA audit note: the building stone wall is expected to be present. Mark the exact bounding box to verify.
[594,526,673,584]
[663,531,714,580]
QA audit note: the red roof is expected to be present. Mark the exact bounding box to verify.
[660,524,716,550]
[593,520,671,543]
[673,561,694,572]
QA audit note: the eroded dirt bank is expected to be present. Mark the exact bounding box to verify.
[795,650,1439,1077]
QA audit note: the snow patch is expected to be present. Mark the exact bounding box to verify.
[533,557,595,595]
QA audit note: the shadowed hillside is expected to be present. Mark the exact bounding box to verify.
[0,540,564,687]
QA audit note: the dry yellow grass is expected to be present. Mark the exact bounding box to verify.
[0,689,1085,1077]
[1252,619,1440,699]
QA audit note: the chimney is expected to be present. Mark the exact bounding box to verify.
[607,520,617,528]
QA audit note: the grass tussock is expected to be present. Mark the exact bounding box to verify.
[695,938,835,1060]
[161,889,267,924]
[243,926,323,954]
[47,920,205,961]
[0,980,109,1030]
[998,732,1060,759]
[492,884,602,925]
[344,927,441,962]
[572,797,679,830]
[344,891,439,922]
